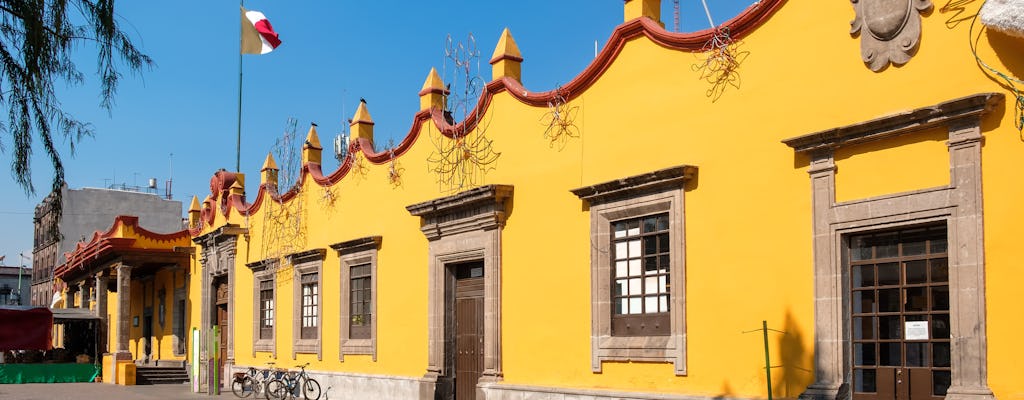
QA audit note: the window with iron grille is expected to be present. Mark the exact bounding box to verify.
[611,213,670,336]
[349,264,371,339]
[301,273,318,339]
[259,280,274,340]
[570,165,694,375]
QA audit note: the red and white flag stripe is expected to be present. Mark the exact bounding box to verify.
[241,7,281,54]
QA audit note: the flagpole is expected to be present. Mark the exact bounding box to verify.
[236,0,244,172]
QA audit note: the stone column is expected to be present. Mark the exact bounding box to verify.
[944,119,996,400]
[114,263,132,360]
[799,149,843,400]
[77,281,88,309]
[95,272,109,353]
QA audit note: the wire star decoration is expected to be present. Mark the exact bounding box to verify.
[540,87,580,150]
[692,27,749,102]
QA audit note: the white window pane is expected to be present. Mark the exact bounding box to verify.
[615,261,628,278]
[645,277,658,294]
[645,296,658,313]
[629,278,641,295]
[660,295,669,312]
[628,240,641,257]
[659,276,667,293]
[614,242,628,260]
[614,227,626,239]
[619,298,628,314]
[313,285,318,295]
[628,259,641,276]
[616,279,628,296]
[627,227,640,236]
[629,297,642,314]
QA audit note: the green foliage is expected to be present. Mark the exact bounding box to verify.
[0,0,151,229]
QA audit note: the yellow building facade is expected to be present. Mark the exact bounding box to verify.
[54,215,192,384]
[179,1,1023,399]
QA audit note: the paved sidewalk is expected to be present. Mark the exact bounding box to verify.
[0,382,223,399]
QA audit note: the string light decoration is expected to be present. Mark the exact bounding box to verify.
[428,33,501,193]
[261,117,307,271]
[385,139,404,188]
[691,0,750,102]
[539,86,580,149]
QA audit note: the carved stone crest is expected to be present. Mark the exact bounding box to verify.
[851,0,933,71]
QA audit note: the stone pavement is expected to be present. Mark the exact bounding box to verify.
[0,382,222,399]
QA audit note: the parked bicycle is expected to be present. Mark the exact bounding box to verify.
[231,362,279,398]
[265,363,321,400]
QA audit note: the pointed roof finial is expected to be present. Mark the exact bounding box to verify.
[351,99,374,126]
[490,28,523,64]
[420,67,446,94]
[261,153,278,171]
[188,195,201,212]
[304,123,322,150]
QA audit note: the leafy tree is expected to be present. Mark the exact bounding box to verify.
[0,0,151,228]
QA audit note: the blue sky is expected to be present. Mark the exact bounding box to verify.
[0,0,757,265]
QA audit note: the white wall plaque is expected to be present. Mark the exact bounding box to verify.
[905,321,929,340]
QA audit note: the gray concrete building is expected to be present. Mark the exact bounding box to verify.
[0,265,31,305]
[30,186,183,307]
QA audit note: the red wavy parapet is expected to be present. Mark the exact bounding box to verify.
[56,215,191,280]
[192,0,786,235]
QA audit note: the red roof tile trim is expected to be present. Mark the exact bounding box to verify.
[192,0,785,235]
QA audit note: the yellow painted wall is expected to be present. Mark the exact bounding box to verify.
[189,1,1024,398]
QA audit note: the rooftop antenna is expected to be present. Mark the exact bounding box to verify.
[166,153,173,200]
[334,89,349,162]
[674,0,680,31]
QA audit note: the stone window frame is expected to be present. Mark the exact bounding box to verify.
[406,184,513,391]
[330,236,382,361]
[783,93,1001,400]
[288,249,325,360]
[246,258,278,357]
[571,165,697,376]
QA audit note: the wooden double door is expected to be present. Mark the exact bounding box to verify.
[451,262,484,400]
[850,226,951,400]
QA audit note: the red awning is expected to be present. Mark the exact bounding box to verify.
[0,307,53,351]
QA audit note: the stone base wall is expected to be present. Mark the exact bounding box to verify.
[480,383,755,400]
[231,366,429,399]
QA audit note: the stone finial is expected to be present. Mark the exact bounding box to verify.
[261,153,279,187]
[350,99,375,144]
[188,195,201,228]
[419,67,448,111]
[489,28,523,82]
[229,177,244,196]
[624,0,661,23]
[302,123,323,165]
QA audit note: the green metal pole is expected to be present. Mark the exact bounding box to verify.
[17,254,24,305]
[236,0,244,172]
[763,320,773,400]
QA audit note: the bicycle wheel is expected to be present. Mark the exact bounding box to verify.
[302,378,321,400]
[264,379,288,400]
[232,376,256,398]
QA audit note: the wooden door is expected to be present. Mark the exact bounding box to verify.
[215,278,229,372]
[454,262,484,400]
[850,227,951,400]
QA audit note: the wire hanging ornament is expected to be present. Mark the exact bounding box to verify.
[262,117,307,268]
[539,86,580,149]
[385,139,404,188]
[428,33,501,193]
[691,0,750,102]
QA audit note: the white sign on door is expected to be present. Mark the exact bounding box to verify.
[905,321,929,340]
